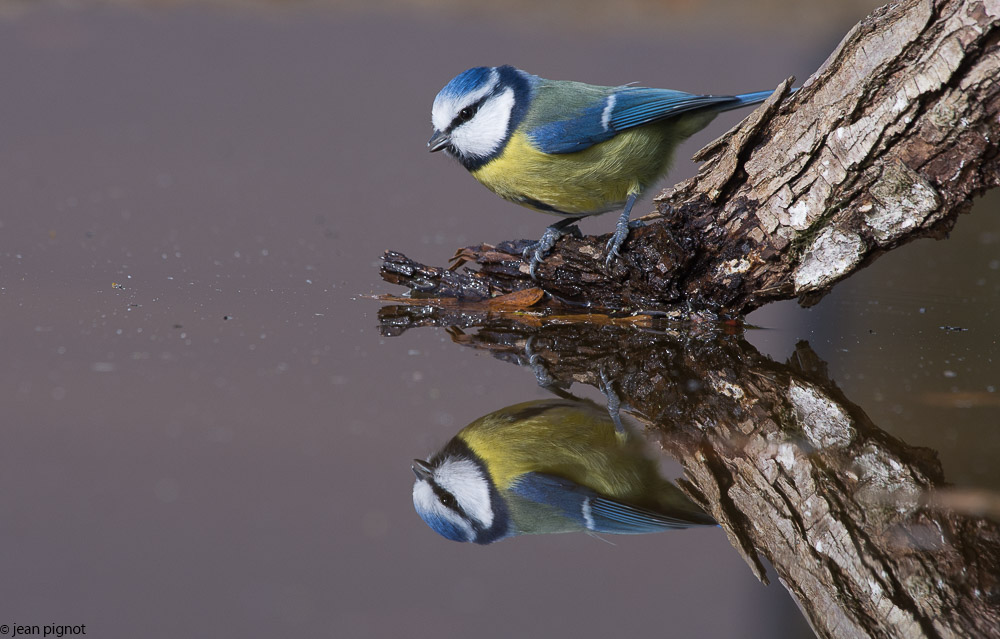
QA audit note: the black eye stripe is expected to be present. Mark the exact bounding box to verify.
[446,95,488,132]
[428,479,464,515]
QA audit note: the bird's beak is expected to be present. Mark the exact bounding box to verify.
[412,459,434,480]
[427,130,450,152]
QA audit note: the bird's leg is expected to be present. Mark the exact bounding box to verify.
[523,336,576,399]
[598,367,625,434]
[605,192,638,267]
[522,216,583,279]
[524,335,557,388]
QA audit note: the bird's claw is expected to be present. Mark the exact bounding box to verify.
[522,243,550,280]
[522,225,564,280]
[604,194,640,269]
[521,244,545,279]
[604,233,626,268]
[604,220,645,267]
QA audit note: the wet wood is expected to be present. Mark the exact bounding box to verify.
[381,0,1000,315]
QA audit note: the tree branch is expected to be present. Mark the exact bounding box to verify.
[381,0,1000,315]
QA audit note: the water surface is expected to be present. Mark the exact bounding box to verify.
[1,3,995,638]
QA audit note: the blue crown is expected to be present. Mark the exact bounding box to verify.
[416,510,469,542]
[438,66,495,99]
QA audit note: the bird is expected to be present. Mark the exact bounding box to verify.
[428,65,777,278]
[411,398,716,544]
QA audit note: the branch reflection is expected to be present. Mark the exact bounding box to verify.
[380,304,1000,638]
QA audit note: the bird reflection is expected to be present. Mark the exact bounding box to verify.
[412,398,716,544]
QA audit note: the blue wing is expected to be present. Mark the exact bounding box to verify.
[529,87,773,155]
[508,472,711,534]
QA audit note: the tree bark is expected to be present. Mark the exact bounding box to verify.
[379,309,1000,639]
[381,0,1000,315]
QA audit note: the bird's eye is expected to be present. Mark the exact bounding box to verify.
[457,105,477,123]
[440,492,458,509]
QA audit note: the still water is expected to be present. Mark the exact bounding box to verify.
[1,2,996,638]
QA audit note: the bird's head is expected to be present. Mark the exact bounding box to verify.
[428,65,533,170]
[411,439,510,544]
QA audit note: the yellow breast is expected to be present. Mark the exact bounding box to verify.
[456,400,633,494]
[470,129,676,217]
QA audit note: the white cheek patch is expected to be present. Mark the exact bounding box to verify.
[433,458,494,528]
[413,479,475,541]
[432,69,500,132]
[431,100,456,135]
[449,88,515,160]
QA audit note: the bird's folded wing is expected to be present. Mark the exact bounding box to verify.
[508,471,709,533]
[529,88,740,155]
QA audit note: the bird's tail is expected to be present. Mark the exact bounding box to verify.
[717,89,777,112]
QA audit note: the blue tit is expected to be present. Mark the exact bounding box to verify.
[411,398,716,544]
[428,65,776,277]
